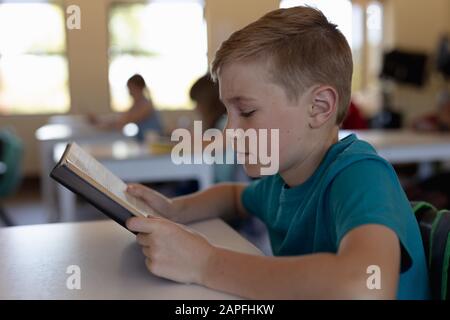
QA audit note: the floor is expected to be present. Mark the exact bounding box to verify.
[0,177,273,255]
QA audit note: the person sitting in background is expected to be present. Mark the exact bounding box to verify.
[189,73,246,183]
[412,90,450,132]
[341,100,368,130]
[408,90,450,208]
[190,74,227,130]
[89,74,163,141]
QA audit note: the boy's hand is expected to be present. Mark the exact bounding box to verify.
[126,216,214,284]
[126,184,179,221]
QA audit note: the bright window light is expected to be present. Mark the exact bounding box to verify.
[279,0,383,93]
[109,1,207,111]
[0,2,69,115]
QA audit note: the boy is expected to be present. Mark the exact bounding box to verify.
[126,6,430,299]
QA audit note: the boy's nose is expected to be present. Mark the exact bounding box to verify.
[224,116,243,132]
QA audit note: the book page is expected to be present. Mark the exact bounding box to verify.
[64,143,158,218]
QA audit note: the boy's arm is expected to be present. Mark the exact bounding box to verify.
[127,183,249,224]
[116,105,152,128]
[202,223,400,299]
[127,213,400,299]
[173,183,249,223]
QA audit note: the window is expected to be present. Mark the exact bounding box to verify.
[0,2,69,115]
[109,0,207,111]
[279,0,384,94]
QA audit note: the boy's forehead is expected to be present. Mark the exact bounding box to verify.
[218,61,272,101]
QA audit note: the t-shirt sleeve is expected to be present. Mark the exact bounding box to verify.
[329,159,414,271]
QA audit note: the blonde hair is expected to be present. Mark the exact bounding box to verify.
[211,6,353,124]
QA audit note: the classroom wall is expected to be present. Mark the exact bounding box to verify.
[1,0,450,176]
[66,0,111,115]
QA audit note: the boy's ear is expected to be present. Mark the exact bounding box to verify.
[308,85,338,128]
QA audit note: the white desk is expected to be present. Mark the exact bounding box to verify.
[340,130,450,164]
[36,121,136,221]
[53,141,214,222]
[0,218,261,299]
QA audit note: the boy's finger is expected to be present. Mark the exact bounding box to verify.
[136,233,149,246]
[126,216,158,233]
[128,184,156,201]
[126,184,145,195]
[127,185,168,214]
[127,186,157,206]
[127,186,144,198]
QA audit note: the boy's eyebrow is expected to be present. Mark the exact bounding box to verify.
[221,96,257,105]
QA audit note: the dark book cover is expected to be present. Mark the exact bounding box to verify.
[50,143,139,234]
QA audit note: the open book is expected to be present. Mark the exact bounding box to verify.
[50,142,157,233]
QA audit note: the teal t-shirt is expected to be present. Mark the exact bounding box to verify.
[242,134,430,300]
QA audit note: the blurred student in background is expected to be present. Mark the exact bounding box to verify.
[189,73,244,183]
[190,74,227,131]
[412,90,450,132]
[408,90,450,208]
[89,74,163,141]
[341,101,368,130]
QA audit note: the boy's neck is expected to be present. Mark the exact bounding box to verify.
[280,127,339,188]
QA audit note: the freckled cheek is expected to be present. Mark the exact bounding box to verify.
[277,128,302,162]
[281,129,291,145]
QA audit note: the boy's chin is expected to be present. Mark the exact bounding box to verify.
[242,163,262,178]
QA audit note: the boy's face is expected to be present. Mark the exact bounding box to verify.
[218,60,319,178]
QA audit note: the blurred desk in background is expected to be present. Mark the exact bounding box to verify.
[36,117,137,221]
[340,129,450,164]
[53,140,214,222]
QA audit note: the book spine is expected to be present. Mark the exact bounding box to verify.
[50,164,138,234]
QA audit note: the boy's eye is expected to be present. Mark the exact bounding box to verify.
[240,110,256,118]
